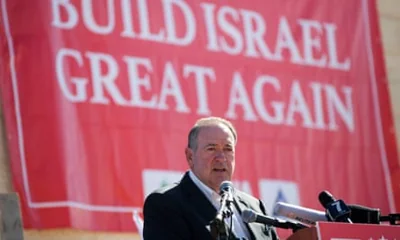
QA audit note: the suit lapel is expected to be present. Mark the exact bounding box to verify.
[180,172,217,229]
[234,194,272,240]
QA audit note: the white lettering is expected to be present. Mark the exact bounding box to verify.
[298,19,326,67]
[82,0,115,34]
[240,9,275,59]
[137,0,165,41]
[184,65,215,115]
[285,81,314,128]
[120,0,136,38]
[274,17,303,64]
[51,0,78,29]
[325,23,351,71]
[86,52,128,105]
[218,7,243,55]
[253,75,284,124]
[123,56,158,108]
[225,72,258,121]
[326,85,354,131]
[158,63,190,113]
[163,0,196,46]
[201,3,220,52]
[310,82,326,129]
[55,48,87,102]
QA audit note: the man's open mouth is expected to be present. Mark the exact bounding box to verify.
[213,168,226,172]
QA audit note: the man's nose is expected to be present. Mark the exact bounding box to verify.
[214,150,227,161]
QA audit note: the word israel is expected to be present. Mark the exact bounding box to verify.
[56,50,354,132]
[51,0,350,71]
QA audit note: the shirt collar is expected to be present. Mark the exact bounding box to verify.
[188,170,221,207]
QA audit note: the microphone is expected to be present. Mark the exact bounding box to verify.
[348,204,400,225]
[214,181,234,223]
[242,209,308,232]
[273,202,327,225]
[347,204,380,224]
[318,191,352,223]
[275,201,396,225]
[210,181,235,239]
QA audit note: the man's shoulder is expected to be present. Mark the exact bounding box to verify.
[235,189,270,214]
[143,181,183,212]
[145,171,193,200]
[146,180,182,201]
[236,190,260,203]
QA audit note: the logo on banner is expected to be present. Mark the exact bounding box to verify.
[258,179,300,216]
[142,169,184,199]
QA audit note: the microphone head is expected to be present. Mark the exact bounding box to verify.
[242,209,257,223]
[318,191,352,222]
[273,202,327,225]
[318,191,336,208]
[219,181,233,194]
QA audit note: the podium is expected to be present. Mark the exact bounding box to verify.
[287,222,400,240]
[287,227,317,240]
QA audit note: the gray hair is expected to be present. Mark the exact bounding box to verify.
[187,117,237,150]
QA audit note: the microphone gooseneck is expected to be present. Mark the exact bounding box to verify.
[210,181,234,240]
[242,209,308,233]
[215,181,234,222]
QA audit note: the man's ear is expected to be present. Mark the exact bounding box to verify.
[185,147,194,168]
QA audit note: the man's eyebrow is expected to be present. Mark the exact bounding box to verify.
[204,143,217,147]
[203,143,233,147]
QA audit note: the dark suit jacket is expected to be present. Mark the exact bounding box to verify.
[143,171,279,240]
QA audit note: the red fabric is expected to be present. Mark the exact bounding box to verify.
[0,0,398,232]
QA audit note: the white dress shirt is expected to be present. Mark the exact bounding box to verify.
[189,171,251,240]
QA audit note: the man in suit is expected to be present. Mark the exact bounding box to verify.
[143,117,279,240]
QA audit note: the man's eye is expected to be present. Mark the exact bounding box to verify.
[206,147,215,151]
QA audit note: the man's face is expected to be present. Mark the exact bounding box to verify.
[185,123,235,192]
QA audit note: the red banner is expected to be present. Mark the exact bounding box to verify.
[0,0,399,233]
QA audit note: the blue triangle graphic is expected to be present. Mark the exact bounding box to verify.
[275,188,287,203]
[273,189,287,217]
